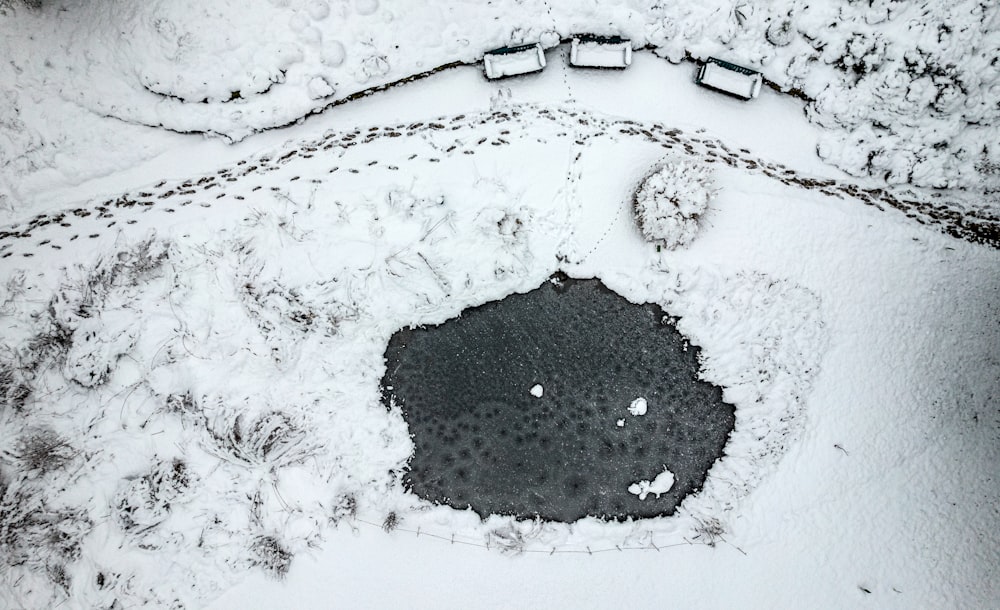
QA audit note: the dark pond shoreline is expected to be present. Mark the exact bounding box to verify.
[381,273,735,523]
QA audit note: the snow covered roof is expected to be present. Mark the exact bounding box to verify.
[569,35,632,69]
[696,57,763,101]
[483,43,546,80]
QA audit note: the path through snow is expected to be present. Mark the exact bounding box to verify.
[2,104,996,257]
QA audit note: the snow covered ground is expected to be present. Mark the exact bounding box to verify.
[2,0,999,212]
[1,4,998,609]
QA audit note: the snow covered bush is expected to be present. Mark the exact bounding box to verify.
[357,53,390,82]
[247,534,293,578]
[114,459,198,533]
[62,313,139,388]
[22,309,73,374]
[164,391,198,417]
[0,357,31,411]
[691,516,726,547]
[202,409,321,473]
[0,474,92,592]
[327,494,357,525]
[0,0,997,199]
[54,236,169,315]
[381,511,399,532]
[485,517,545,555]
[633,160,718,250]
[765,16,795,47]
[475,204,533,279]
[29,236,170,387]
[6,428,77,474]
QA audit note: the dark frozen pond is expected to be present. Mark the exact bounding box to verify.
[381,275,735,522]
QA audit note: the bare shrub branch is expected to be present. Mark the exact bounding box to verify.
[248,535,292,578]
[328,494,357,526]
[114,459,198,533]
[0,474,92,587]
[0,358,32,411]
[6,428,77,474]
[203,409,322,473]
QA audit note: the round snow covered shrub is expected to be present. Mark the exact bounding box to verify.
[633,160,717,250]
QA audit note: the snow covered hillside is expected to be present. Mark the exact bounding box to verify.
[0,4,998,610]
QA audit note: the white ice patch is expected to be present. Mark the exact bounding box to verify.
[529,384,543,398]
[628,397,647,416]
[628,468,675,500]
[616,419,625,427]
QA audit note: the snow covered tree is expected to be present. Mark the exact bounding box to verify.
[633,160,717,250]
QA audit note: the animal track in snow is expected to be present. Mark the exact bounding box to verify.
[1,104,996,257]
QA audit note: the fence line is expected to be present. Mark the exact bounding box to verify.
[349,517,741,556]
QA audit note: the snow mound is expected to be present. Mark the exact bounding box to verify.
[627,396,647,416]
[307,76,335,100]
[628,467,675,500]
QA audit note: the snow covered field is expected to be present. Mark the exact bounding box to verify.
[1,2,998,609]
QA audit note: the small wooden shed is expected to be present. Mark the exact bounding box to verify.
[696,57,763,100]
[569,35,632,69]
[483,43,546,80]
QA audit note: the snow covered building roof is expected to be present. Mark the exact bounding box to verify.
[483,43,546,80]
[696,57,763,101]
[569,35,632,69]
